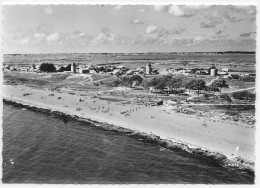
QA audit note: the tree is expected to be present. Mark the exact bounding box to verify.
[232,91,255,100]
[39,63,56,72]
[58,64,71,72]
[129,75,143,87]
[114,72,121,81]
[154,80,166,92]
[121,76,130,87]
[185,79,206,96]
[219,93,232,102]
[210,79,228,93]
[167,78,182,93]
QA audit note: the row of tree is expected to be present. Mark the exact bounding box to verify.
[141,76,228,95]
[116,75,229,96]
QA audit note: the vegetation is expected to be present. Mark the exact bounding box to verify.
[231,74,240,79]
[240,76,255,82]
[210,79,228,93]
[185,79,206,95]
[39,63,56,72]
[58,64,71,72]
[219,93,232,102]
[231,91,255,100]
[114,74,144,88]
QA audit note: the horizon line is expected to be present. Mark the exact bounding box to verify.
[3,51,256,55]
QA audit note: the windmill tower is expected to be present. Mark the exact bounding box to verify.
[71,62,76,73]
[146,63,152,75]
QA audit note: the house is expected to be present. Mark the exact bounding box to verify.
[126,70,134,75]
[79,68,90,74]
[117,65,126,70]
[20,67,29,71]
[159,69,171,75]
[139,67,146,72]
[89,69,97,74]
[218,71,228,75]
[106,67,114,72]
[113,68,121,75]
[222,68,231,72]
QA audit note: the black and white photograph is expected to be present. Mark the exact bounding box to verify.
[1,0,258,184]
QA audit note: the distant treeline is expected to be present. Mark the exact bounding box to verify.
[222,51,255,54]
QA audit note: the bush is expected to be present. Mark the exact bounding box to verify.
[231,91,255,100]
[203,93,210,100]
[219,93,232,101]
[240,76,255,82]
[39,63,56,72]
[231,74,240,79]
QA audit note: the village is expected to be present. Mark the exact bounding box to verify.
[3,59,256,78]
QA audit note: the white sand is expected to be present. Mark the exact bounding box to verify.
[3,85,255,164]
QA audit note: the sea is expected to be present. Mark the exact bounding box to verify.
[2,104,255,184]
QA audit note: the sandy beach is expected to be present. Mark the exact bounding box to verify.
[2,84,255,171]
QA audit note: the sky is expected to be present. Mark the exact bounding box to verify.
[3,5,256,54]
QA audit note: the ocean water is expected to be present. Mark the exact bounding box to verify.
[2,104,254,184]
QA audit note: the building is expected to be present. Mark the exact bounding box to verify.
[79,68,90,74]
[222,68,231,72]
[139,67,146,72]
[146,63,152,74]
[117,65,126,70]
[209,65,218,76]
[218,71,228,75]
[71,62,76,73]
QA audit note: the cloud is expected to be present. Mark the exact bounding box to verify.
[139,8,145,13]
[34,33,46,38]
[91,28,130,45]
[200,11,223,28]
[153,5,211,17]
[46,33,60,42]
[222,12,241,23]
[153,5,169,12]
[166,28,186,35]
[200,22,216,28]
[146,26,185,37]
[44,6,53,14]
[168,6,190,17]
[215,30,222,35]
[17,37,31,45]
[115,5,123,10]
[184,5,212,9]
[233,5,256,15]
[146,26,158,34]
[36,24,54,34]
[239,32,256,38]
[130,19,144,24]
[133,35,164,45]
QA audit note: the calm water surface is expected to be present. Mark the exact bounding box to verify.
[2,104,254,184]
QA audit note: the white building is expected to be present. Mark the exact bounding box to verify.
[222,68,231,72]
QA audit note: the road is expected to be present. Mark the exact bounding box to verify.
[80,75,115,86]
[223,87,255,94]
[206,76,219,86]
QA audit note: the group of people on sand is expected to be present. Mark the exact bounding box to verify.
[120,106,143,117]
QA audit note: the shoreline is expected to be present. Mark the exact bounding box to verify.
[3,98,255,175]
